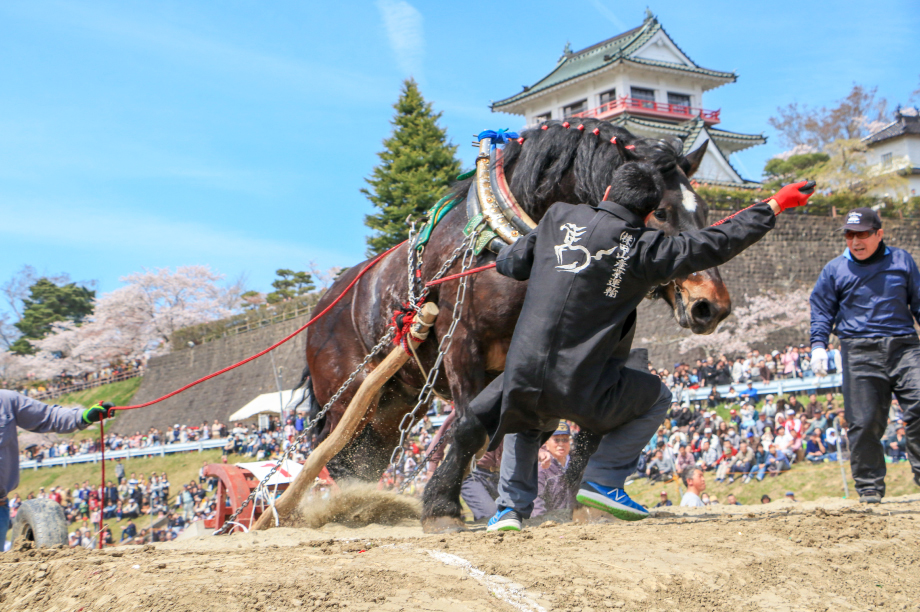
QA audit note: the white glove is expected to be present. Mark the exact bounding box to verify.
[811,347,828,377]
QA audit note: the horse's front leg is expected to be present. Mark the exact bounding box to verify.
[421,412,488,533]
[420,329,492,533]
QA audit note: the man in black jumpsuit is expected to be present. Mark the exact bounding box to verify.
[475,162,814,531]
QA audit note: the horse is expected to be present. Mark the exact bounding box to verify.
[298,117,728,531]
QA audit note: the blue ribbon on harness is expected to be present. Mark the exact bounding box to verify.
[477,129,519,145]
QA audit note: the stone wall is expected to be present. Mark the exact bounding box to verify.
[636,210,920,366]
[112,316,310,435]
[124,211,920,430]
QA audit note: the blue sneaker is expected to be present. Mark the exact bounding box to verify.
[576,482,649,521]
[486,508,522,532]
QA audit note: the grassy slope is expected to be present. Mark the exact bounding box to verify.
[55,377,143,409]
[628,460,917,507]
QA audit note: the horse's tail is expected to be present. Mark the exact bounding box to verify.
[291,361,322,423]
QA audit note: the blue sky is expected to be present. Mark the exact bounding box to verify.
[1,0,917,301]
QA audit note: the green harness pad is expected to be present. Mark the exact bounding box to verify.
[415,195,460,250]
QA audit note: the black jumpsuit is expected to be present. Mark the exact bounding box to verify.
[472,199,776,450]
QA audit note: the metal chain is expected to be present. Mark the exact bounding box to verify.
[386,229,480,474]
[215,327,395,534]
[396,420,454,494]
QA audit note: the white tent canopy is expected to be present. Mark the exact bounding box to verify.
[228,388,307,422]
[235,459,303,486]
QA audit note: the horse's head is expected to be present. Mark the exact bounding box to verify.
[499,118,730,335]
[631,137,731,334]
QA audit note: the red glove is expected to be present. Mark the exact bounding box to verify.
[771,180,816,211]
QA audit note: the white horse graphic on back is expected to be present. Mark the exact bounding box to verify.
[554,222,618,273]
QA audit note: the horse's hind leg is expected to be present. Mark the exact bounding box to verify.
[421,414,488,533]
[563,430,602,511]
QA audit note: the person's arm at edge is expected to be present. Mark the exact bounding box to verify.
[635,201,778,286]
[906,253,920,326]
[5,390,89,434]
[809,266,839,350]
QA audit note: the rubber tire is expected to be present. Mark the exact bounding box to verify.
[10,499,69,548]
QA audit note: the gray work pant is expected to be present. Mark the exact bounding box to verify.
[495,382,672,517]
[841,335,920,496]
[460,468,500,521]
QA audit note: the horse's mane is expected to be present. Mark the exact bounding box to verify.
[446,118,687,219]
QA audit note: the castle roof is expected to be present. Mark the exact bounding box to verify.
[863,108,920,146]
[492,14,736,111]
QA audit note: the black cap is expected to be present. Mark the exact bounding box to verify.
[842,207,882,232]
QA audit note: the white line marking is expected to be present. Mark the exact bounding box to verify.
[425,550,547,612]
[680,183,697,212]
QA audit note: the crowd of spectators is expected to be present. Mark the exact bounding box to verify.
[7,459,219,547]
[20,420,228,463]
[3,358,147,401]
[13,341,911,539]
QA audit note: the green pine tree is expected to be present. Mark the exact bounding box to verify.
[266,269,315,304]
[11,278,95,355]
[362,79,461,255]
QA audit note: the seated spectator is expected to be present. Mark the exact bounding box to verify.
[761,494,771,504]
[805,431,834,462]
[123,498,140,519]
[698,440,720,472]
[714,441,736,483]
[646,449,674,482]
[725,493,741,506]
[655,490,672,507]
[120,520,137,542]
[675,444,695,474]
[739,382,759,402]
[886,426,907,462]
[785,491,797,502]
[680,466,707,508]
[728,441,754,483]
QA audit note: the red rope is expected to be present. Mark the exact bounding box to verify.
[425,262,497,287]
[110,240,406,413]
[98,417,105,550]
[709,203,759,227]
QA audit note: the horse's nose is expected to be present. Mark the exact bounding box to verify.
[689,299,730,334]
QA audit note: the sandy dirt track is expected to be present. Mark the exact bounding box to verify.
[2,494,920,612]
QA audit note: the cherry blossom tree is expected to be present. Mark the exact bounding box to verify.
[678,288,812,357]
[19,266,244,379]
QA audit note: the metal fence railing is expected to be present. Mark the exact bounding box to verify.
[687,373,844,402]
[19,438,228,471]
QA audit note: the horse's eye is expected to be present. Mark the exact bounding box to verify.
[653,209,668,221]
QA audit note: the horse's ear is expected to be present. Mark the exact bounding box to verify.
[681,139,709,178]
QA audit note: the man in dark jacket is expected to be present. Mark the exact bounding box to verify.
[810,207,920,502]
[480,161,814,531]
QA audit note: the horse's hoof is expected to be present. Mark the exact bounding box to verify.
[421,516,468,534]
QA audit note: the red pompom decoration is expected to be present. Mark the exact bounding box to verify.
[562,121,570,128]
[576,124,584,131]
[625,144,636,150]
[517,137,524,145]
[541,125,549,130]
[592,128,600,136]
[610,137,617,144]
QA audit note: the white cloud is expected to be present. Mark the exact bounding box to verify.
[376,0,425,78]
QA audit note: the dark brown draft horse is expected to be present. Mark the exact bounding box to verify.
[299,117,727,531]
